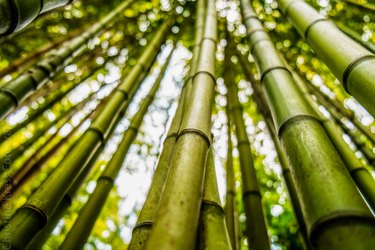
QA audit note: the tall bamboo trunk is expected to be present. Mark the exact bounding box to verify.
[224,112,240,250]
[129,1,206,247]
[0,0,136,120]
[197,148,232,249]
[239,0,375,249]
[224,46,270,250]
[145,0,217,248]
[277,0,375,117]
[59,48,174,250]
[234,46,310,248]
[0,22,171,249]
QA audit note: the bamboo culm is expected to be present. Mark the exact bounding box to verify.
[224,46,270,250]
[224,113,240,250]
[145,0,217,248]
[239,0,375,248]
[234,46,310,248]
[277,0,375,117]
[0,21,171,250]
[59,48,174,250]
[129,1,207,247]
[197,148,232,249]
[0,0,136,120]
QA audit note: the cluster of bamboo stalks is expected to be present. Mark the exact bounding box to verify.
[0,0,374,249]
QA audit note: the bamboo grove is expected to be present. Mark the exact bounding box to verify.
[0,0,374,249]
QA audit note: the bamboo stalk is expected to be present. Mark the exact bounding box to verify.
[129,1,206,247]
[234,46,310,248]
[224,46,270,250]
[239,0,375,248]
[341,0,375,12]
[336,23,375,54]
[290,69,375,213]
[277,0,375,117]
[224,111,240,250]
[59,48,174,250]
[145,0,217,248]
[197,148,232,249]
[0,0,136,120]
[0,0,76,35]
[0,22,171,249]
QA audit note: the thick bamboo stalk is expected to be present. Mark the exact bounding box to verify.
[239,1,375,249]
[145,0,217,248]
[224,114,240,250]
[277,0,375,117]
[291,70,375,212]
[0,0,136,120]
[129,1,206,247]
[234,47,310,248]
[59,48,174,250]
[197,148,232,249]
[224,46,270,250]
[0,0,83,36]
[0,22,171,250]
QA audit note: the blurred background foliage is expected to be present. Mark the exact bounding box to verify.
[0,0,374,249]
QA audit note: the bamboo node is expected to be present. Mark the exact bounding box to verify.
[0,90,19,107]
[242,190,261,198]
[202,199,225,214]
[260,66,290,84]
[178,128,211,147]
[278,114,320,137]
[192,70,216,86]
[304,18,328,40]
[243,14,259,23]
[133,220,154,231]
[342,55,375,92]
[21,204,48,226]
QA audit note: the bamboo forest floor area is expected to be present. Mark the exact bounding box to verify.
[0,0,374,249]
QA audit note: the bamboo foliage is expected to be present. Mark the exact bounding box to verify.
[0,0,75,35]
[277,0,375,117]
[224,46,270,250]
[239,0,375,249]
[129,1,206,248]
[224,113,240,250]
[0,0,136,120]
[198,148,232,250]
[145,0,217,248]
[59,48,174,250]
[0,22,171,249]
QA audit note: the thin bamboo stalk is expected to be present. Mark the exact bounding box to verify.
[59,48,174,250]
[303,80,375,146]
[145,0,217,248]
[277,0,375,117]
[305,84,375,166]
[0,84,102,175]
[0,0,136,120]
[239,0,375,248]
[224,112,240,250]
[0,22,171,249]
[197,148,232,249]
[224,46,270,250]
[129,1,206,247]
[336,23,375,54]
[341,0,375,12]
[0,101,100,206]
